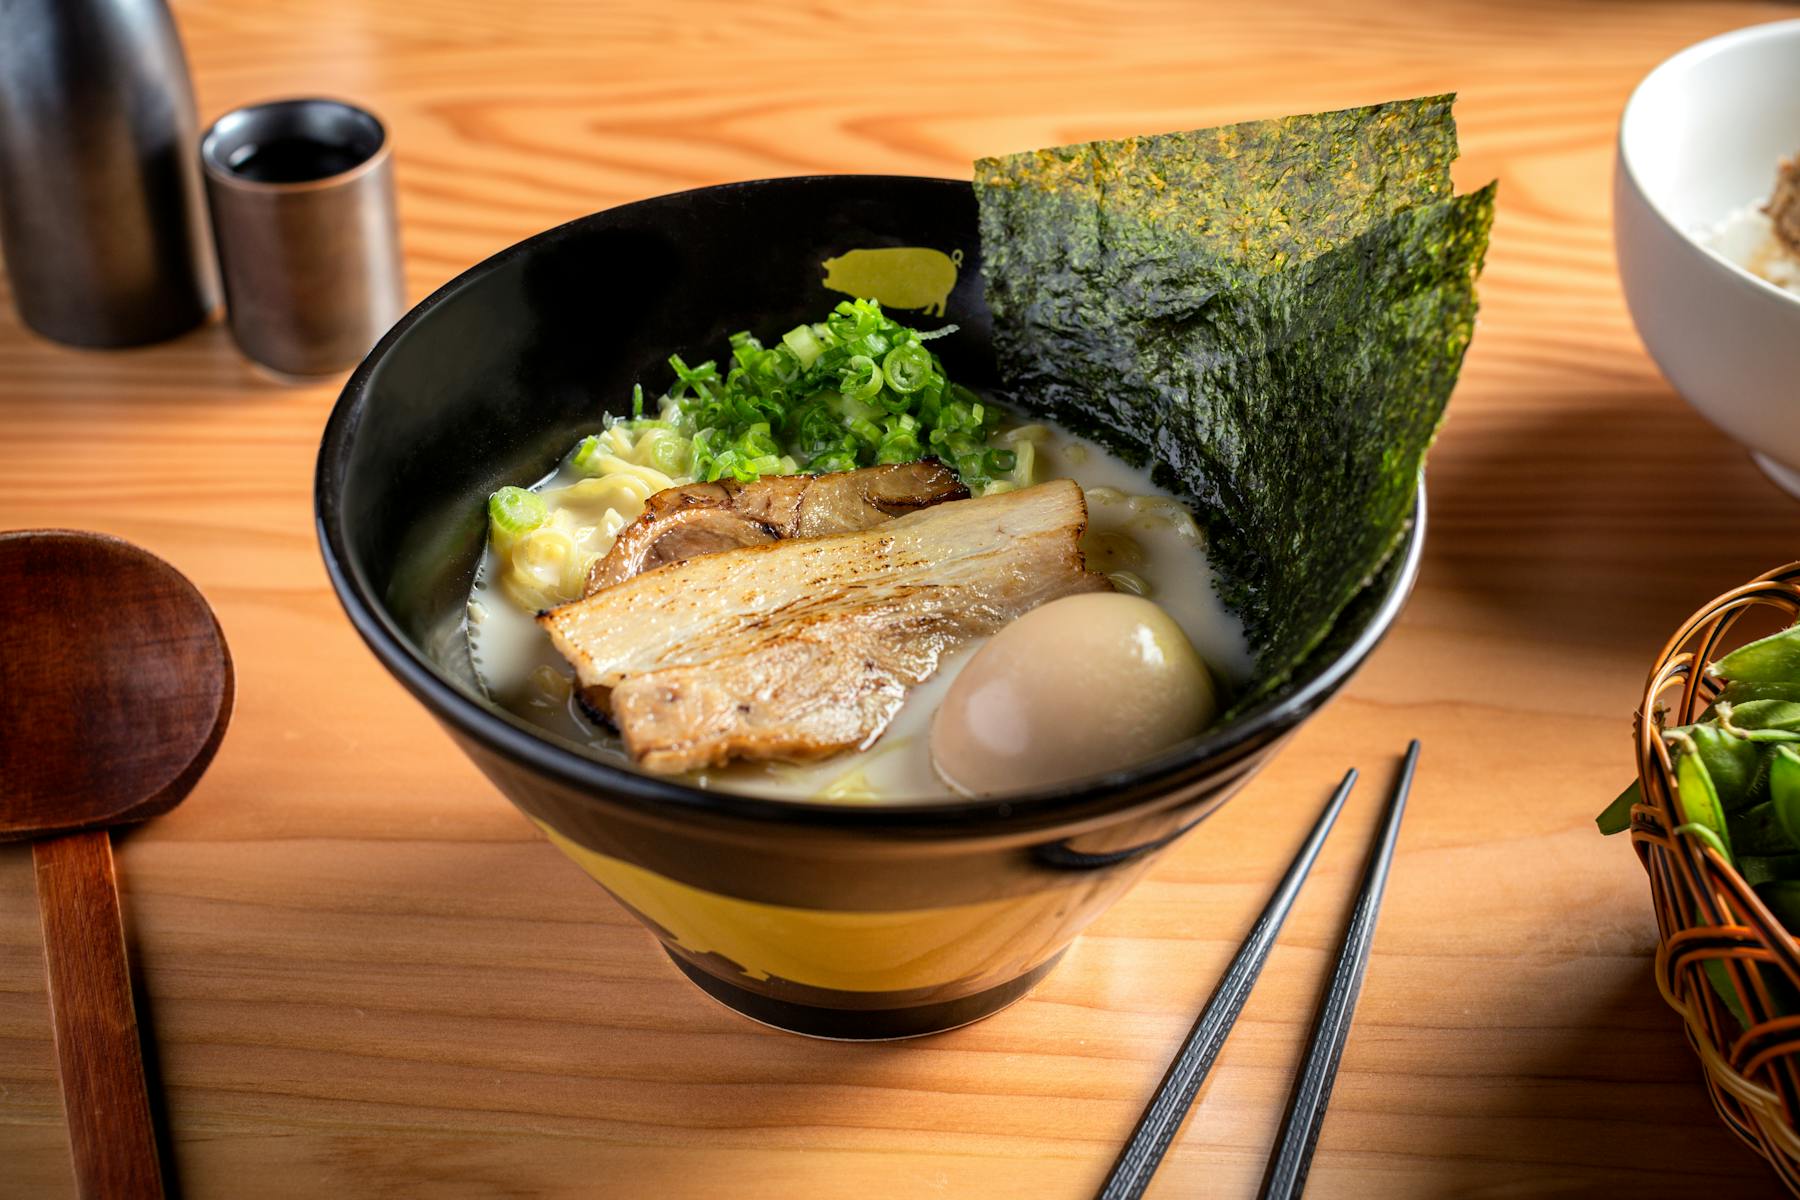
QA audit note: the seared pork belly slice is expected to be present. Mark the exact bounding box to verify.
[584,460,967,594]
[541,479,1109,773]
[607,620,944,773]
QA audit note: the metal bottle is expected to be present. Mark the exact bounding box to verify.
[0,0,217,347]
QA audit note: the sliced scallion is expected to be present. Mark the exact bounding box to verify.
[488,486,549,540]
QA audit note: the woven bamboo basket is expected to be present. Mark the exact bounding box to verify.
[1631,561,1800,1190]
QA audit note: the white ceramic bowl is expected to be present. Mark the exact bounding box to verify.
[1615,20,1800,496]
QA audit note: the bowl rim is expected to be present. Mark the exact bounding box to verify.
[1617,18,1800,314]
[315,173,1427,834]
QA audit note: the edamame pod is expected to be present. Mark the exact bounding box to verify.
[1756,881,1800,934]
[1702,958,1751,1028]
[1735,852,1800,886]
[1596,779,1640,835]
[1718,700,1800,742]
[1717,681,1800,708]
[1771,746,1800,849]
[1674,749,1733,860]
[1711,624,1800,684]
[1668,724,1765,813]
[1727,801,1800,856]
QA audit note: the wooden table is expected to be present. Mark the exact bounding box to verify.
[5,0,1800,1195]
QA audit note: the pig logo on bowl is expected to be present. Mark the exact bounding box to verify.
[821,247,961,317]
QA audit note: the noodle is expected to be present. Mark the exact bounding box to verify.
[491,420,698,612]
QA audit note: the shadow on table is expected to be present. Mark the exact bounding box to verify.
[1425,385,1800,659]
[1398,957,1789,1198]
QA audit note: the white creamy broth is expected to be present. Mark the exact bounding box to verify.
[465,422,1250,802]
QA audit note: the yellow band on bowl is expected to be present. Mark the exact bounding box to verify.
[536,819,1146,994]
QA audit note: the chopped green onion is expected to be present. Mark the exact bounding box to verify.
[488,486,548,539]
[841,355,884,402]
[571,436,606,475]
[646,434,688,476]
[882,343,933,393]
[783,324,825,369]
[597,299,1012,490]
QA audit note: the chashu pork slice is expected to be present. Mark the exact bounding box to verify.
[540,478,1110,774]
[584,460,968,594]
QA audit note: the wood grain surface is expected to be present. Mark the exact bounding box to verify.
[4,1,1800,1195]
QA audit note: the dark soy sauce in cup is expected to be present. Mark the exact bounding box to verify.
[200,97,401,374]
[226,137,364,184]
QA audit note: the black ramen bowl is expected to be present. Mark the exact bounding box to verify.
[316,176,1426,1039]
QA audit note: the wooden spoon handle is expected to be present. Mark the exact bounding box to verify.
[33,829,164,1200]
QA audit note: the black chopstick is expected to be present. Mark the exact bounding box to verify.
[1258,739,1420,1200]
[1095,767,1361,1200]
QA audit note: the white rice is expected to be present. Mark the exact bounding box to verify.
[1699,202,1800,298]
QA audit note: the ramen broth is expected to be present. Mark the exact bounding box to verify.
[466,422,1249,801]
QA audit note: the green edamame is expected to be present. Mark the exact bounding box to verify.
[1711,625,1800,684]
[1717,680,1800,708]
[1756,880,1800,932]
[1672,724,1767,812]
[1600,617,1800,938]
[1596,779,1639,835]
[1771,746,1800,846]
[1725,801,1800,856]
[1702,958,1751,1029]
[1734,852,1800,887]
[1717,700,1800,744]
[1674,750,1733,860]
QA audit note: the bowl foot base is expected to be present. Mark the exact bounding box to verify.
[665,948,1066,1040]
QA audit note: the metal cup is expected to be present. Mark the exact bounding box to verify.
[200,98,403,376]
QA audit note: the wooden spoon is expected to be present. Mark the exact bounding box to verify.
[0,530,234,1200]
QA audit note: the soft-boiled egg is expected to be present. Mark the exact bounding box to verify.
[930,592,1218,796]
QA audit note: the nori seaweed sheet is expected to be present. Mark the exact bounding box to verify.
[975,96,1494,705]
